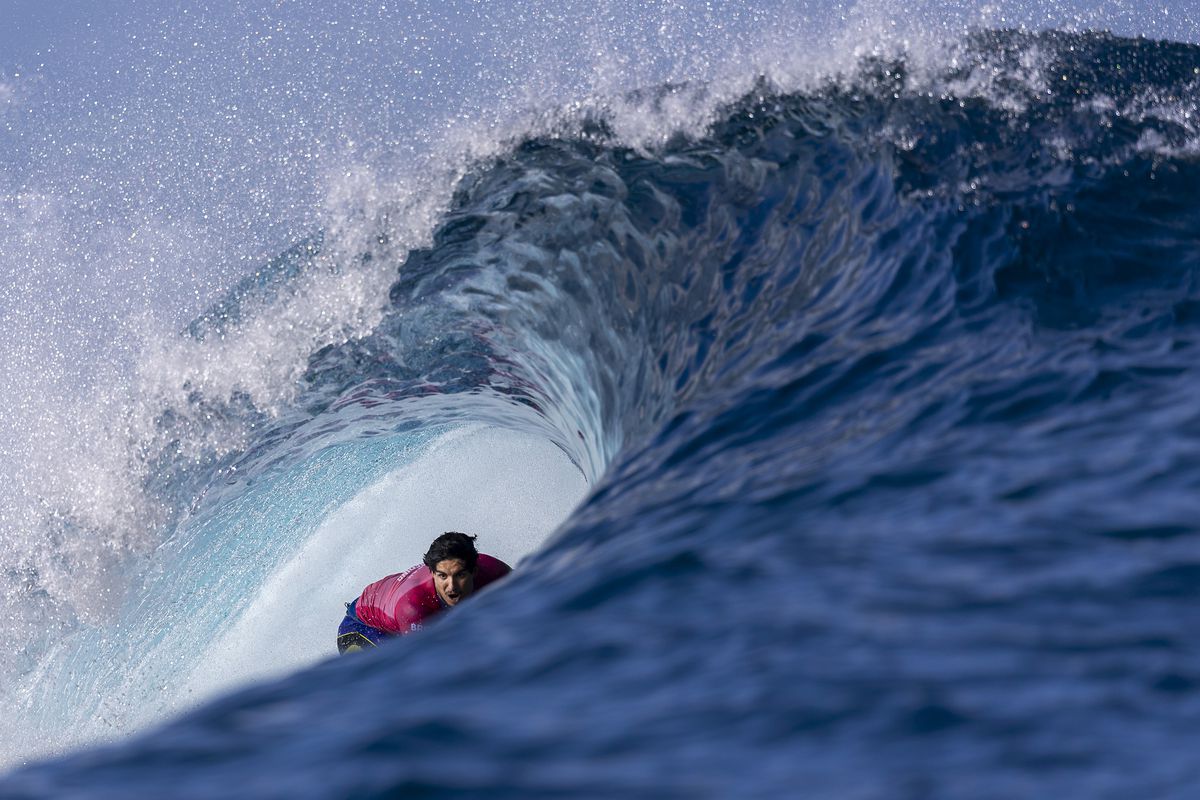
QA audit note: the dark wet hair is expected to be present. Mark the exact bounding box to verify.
[423,532,479,572]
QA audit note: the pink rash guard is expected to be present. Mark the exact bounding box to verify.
[353,553,512,635]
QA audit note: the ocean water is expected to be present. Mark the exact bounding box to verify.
[2,6,1200,799]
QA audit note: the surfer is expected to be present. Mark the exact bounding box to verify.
[336,531,512,653]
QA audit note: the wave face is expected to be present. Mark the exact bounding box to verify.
[5,29,1200,798]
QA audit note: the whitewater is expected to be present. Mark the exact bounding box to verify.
[2,1,1200,797]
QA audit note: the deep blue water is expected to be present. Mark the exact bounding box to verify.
[4,29,1200,798]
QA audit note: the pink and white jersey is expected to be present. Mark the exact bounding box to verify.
[353,553,512,635]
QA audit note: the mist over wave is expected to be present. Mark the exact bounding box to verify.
[2,3,1200,797]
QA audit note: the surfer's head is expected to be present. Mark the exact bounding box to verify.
[424,532,480,606]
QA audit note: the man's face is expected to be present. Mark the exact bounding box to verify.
[432,558,476,606]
